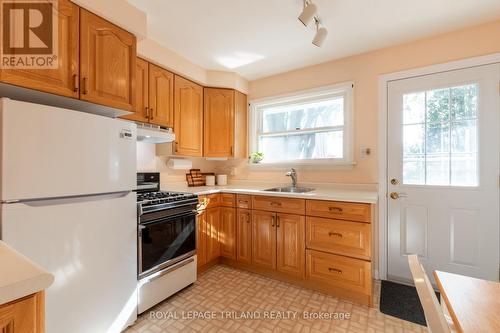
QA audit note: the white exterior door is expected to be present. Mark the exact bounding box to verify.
[387,64,500,283]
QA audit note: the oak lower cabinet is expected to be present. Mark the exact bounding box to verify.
[196,210,207,268]
[251,210,277,270]
[0,292,45,333]
[276,213,305,278]
[236,209,252,264]
[0,0,79,98]
[80,9,136,111]
[205,207,221,262]
[149,64,174,127]
[174,76,203,156]
[203,88,247,158]
[219,207,237,259]
[251,211,305,279]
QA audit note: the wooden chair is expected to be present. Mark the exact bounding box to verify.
[407,254,455,333]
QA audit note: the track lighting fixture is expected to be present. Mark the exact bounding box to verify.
[312,19,328,47]
[298,1,317,26]
[298,0,328,47]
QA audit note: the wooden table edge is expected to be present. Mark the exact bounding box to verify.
[433,270,464,333]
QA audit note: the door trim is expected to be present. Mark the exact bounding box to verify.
[377,52,500,280]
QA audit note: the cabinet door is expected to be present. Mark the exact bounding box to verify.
[174,76,203,155]
[196,211,207,268]
[80,9,136,111]
[0,292,44,333]
[121,58,149,123]
[149,64,174,127]
[220,207,236,259]
[0,0,79,98]
[277,213,305,278]
[204,88,234,157]
[252,210,276,269]
[237,209,252,265]
[206,207,220,262]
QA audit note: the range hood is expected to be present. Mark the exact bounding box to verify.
[136,123,175,143]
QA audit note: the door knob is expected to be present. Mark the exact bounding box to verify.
[390,192,408,200]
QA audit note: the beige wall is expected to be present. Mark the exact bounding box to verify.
[238,19,500,185]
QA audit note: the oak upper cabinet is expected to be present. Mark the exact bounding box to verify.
[196,210,207,268]
[204,88,247,158]
[237,209,252,265]
[121,57,149,123]
[206,207,221,262]
[219,207,236,259]
[149,64,174,127]
[0,0,79,98]
[252,210,276,270]
[276,213,305,278]
[174,76,203,156]
[80,9,136,111]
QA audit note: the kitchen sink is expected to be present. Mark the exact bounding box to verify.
[263,186,315,193]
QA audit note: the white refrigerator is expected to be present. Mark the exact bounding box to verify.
[0,98,138,333]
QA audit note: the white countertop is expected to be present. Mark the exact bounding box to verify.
[162,181,378,204]
[0,241,54,305]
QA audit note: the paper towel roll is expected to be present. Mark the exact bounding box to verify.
[167,158,193,170]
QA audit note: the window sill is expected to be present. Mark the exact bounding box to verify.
[246,159,356,170]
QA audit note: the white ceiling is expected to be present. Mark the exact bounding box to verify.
[127,0,500,80]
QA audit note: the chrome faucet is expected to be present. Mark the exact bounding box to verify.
[285,168,298,188]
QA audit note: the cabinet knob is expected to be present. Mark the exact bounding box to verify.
[328,267,342,274]
[328,207,343,213]
[150,108,154,120]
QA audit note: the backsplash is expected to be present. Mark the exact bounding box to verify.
[136,142,220,186]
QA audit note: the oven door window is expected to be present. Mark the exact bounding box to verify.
[140,212,196,275]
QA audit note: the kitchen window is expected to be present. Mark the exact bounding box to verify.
[249,83,354,166]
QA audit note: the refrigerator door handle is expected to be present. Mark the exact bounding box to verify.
[2,191,133,206]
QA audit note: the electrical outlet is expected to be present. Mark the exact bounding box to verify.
[230,167,237,176]
[360,146,372,158]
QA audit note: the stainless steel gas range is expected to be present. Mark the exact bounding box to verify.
[136,172,198,313]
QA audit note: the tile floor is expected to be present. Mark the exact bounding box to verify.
[126,265,426,333]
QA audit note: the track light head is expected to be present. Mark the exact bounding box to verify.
[298,2,317,26]
[312,25,328,47]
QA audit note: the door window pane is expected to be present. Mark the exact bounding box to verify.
[403,92,425,124]
[403,155,425,185]
[402,84,478,186]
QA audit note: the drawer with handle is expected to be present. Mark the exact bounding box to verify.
[306,217,371,260]
[220,193,236,207]
[252,195,305,215]
[236,194,252,209]
[306,200,371,223]
[306,249,371,295]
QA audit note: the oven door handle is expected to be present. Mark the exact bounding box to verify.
[140,210,197,227]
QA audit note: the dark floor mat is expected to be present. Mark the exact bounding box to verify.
[379,280,440,326]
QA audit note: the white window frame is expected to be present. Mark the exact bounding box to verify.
[248,82,355,167]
